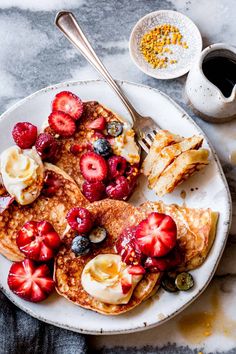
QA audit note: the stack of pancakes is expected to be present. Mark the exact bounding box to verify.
[0,102,218,315]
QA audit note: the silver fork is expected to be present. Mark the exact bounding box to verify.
[55,11,160,153]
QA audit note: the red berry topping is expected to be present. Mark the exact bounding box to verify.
[48,111,76,137]
[106,176,130,200]
[80,152,108,182]
[121,277,132,294]
[126,163,140,192]
[82,181,105,202]
[87,116,106,131]
[42,171,62,197]
[66,207,93,233]
[91,131,106,141]
[52,91,84,120]
[16,221,61,261]
[144,247,182,272]
[144,257,169,272]
[128,265,146,275]
[35,133,60,162]
[108,156,127,179]
[135,213,177,258]
[0,195,14,214]
[8,259,54,302]
[12,122,37,149]
[70,143,92,155]
[116,226,142,265]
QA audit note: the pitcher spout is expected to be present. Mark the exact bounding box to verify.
[225,84,236,103]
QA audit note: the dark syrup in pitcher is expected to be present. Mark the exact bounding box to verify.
[202,56,236,98]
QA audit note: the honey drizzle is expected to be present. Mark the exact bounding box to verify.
[178,290,236,344]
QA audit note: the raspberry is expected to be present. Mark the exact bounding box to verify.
[106,176,130,200]
[108,156,127,179]
[66,207,93,233]
[12,122,37,149]
[82,181,106,202]
[35,133,60,162]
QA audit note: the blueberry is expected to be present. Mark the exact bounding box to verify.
[71,235,91,256]
[93,138,112,157]
[89,226,107,243]
[107,121,123,137]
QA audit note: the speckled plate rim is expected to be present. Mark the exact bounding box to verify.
[0,79,232,335]
[129,10,203,79]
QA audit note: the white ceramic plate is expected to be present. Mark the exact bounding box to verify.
[0,80,232,334]
[129,10,202,79]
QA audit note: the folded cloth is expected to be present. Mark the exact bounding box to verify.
[0,291,88,354]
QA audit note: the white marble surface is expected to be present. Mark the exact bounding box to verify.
[0,1,236,353]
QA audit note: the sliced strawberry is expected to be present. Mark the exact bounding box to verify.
[16,220,61,261]
[87,116,106,131]
[52,91,84,120]
[135,213,177,258]
[0,195,14,214]
[121,277,132,294]
[80,152,108,182]
[128,265,145,275]
[116,226,142,265]
[48,111,76,137]
[8,259,54,302]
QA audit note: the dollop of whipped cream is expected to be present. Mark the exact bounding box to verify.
[111,123,140,165]
[81,254,142,305]
[0,146,44,205]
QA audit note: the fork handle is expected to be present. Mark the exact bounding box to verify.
[55,11,140,125]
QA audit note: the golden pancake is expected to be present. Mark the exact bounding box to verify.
[138,201,218,270]
[0,163,88,262]
[54,199,217,315]
[45,101,134,189]
[54,199,160,315]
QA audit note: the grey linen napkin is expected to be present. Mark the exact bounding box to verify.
[0,291,88,354]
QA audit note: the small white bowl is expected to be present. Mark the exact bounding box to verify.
[129,10,202,80]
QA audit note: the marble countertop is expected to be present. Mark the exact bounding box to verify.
[0,0,236,353]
